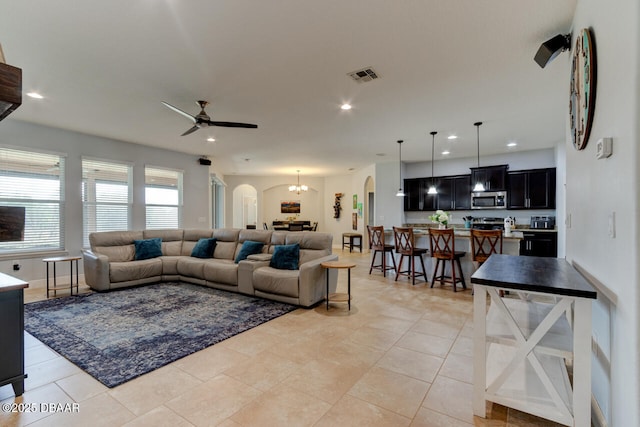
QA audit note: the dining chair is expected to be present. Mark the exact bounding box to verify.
[470,228,503,295]
[312,221,318,231]
[367,225,397,277]
[263,222,269,230]
[429,228,466,292]
[288,223,304,231]
[393,226,428,285]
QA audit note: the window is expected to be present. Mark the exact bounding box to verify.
[82,158,132,247]
[0,147,65,254]
[145,166,183,229]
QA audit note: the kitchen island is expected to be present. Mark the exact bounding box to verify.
[384,227,523,283]
[471,254,597,426]
[0,272,29,396]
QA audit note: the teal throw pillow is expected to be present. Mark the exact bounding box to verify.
[134,238,163,260]
[270,243,300,270]
[235,240,264,263]
[191,238,217,258]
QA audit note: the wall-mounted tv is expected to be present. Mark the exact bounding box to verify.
[0,206,25,242]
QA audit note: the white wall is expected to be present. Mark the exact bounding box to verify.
[568,0,639,425]
[0,120,211,282]
[404,148,557,179]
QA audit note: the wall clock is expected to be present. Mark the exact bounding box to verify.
[570,28,597,150]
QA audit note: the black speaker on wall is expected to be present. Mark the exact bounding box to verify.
[198,157,211,166]
[534,34,571,68]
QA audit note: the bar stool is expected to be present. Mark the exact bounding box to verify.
[367,225,397,277]
[429,228,466,292]
[470,229,503,295]
[393,226,428,285]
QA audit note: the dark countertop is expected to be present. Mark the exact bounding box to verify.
[471,254,597,299]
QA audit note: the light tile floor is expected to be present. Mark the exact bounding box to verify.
[1,250,566,426]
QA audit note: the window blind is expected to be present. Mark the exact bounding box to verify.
[82,158,132,247]
[0,147,65,253]
[145,166,183,229]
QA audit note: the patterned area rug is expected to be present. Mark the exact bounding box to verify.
[24,283,296,387]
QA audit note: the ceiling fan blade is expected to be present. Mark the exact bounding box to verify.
[181,125,200,136]
[208,120,258,129]
[162,101,196,123]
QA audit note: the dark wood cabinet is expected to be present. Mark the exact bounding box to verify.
[470,165,508,191]
[404,176,469,211]
[0,274,28,397]
[507,168,556,209]
[520,231,557,257]
[437,175,471,210]
[404,178,437,211]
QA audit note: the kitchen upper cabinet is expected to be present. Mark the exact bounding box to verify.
[437,175,471,210]
[404,176,468,211]
[403,178,437,211]
[404,178,422,211]
[507,168,556,209]
[470,165,508,191]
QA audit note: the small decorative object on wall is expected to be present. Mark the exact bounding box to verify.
[357,203,363,218]
[353,194,357,209]
[352,213,358,230]
[570,28,597,151]
[281,201,301,214]
[333,193,343,219]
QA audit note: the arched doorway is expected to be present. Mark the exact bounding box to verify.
[232,184,258,228]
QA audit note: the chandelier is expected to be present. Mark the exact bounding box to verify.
[289,170,308,194]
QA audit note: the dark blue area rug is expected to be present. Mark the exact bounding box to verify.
[24,283,296,388]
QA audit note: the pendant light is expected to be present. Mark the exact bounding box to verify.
[473,121,486,192]
[395,140,405,197]
[427,131,438,194]
[289,170,308,194]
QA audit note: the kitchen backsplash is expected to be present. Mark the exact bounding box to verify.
[404,209,557,227]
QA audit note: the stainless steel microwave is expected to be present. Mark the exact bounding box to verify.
[471,191,507,210]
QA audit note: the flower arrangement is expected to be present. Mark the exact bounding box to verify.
[429,210,450,227]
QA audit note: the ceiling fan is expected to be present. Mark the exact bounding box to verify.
[162,100,258,136]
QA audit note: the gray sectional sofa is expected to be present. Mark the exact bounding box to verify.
[82,228,338,307]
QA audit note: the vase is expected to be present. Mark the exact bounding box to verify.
[438,223,446,229]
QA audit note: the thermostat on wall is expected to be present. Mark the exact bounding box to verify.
[596,137,612,159]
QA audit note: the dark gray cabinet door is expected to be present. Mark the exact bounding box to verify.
[507,168,556,209]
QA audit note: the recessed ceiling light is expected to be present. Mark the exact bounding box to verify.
[441,150,450,155]
[27,92,43,99]
[207,137,215,142]
[447,135,457,140]
[507,142,517,147]
[341,103,352,110]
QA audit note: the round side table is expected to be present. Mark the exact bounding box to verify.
[321,260,356,310]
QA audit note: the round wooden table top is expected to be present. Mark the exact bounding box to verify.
[321,260,356,269]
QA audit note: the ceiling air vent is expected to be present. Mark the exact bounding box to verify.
[348,67,379,83]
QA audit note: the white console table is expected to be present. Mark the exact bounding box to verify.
[471,254,597,426]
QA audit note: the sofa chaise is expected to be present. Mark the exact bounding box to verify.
[82,228,338,307]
